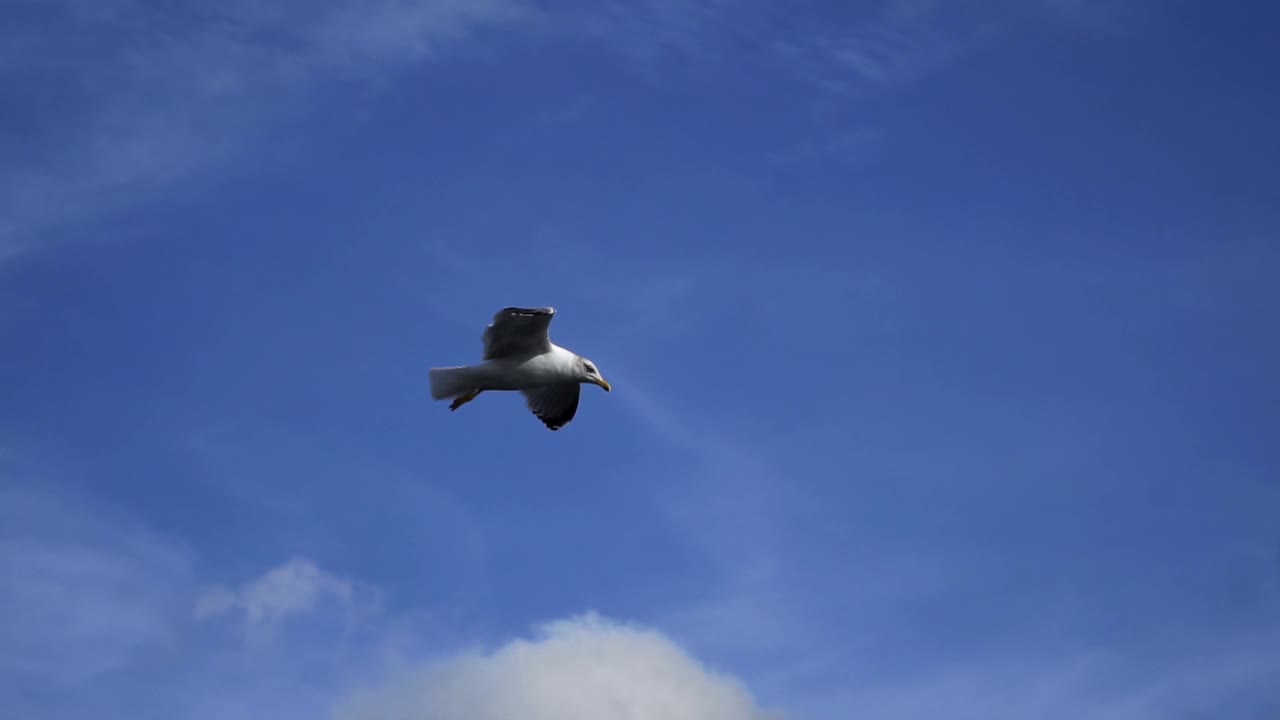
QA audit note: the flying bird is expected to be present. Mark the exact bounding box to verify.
[428,307,611,431]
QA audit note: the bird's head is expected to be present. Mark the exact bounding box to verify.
[578,357,611,392]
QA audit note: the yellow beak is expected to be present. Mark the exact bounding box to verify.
[592,377,612,392]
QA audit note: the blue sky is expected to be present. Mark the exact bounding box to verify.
[2,1,1278,718]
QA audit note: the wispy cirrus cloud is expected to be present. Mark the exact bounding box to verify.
[769,2,992,94]
[787,634,1280,720]
[0,477,194,694]
[0,0,530,258]
[1032,0,1171,34]
[3,0,1156,261]
[559,0,991,93]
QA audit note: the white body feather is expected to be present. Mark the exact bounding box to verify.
[429,344,578,400]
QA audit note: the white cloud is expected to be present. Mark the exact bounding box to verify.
[195,555,379,643]
[335,613,776,720]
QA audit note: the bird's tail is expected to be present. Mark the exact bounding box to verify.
[429,365,480,400]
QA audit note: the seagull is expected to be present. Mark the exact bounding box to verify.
[428,307,612,431]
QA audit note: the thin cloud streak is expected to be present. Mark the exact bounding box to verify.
[794,632,1280,720]
[0,478,195,691]
[0,0,1115,259]
[0,0,530,257]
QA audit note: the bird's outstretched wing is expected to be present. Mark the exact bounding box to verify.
[482,307,555,361]
[521,383,580,431]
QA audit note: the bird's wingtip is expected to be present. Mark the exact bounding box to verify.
[498,306,555,317]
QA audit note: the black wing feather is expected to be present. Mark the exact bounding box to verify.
[482,307,555,360]
[521,383,580,431]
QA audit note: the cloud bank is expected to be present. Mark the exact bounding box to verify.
[336,613,776,720]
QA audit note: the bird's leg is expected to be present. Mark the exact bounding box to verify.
[449,389,482,411]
